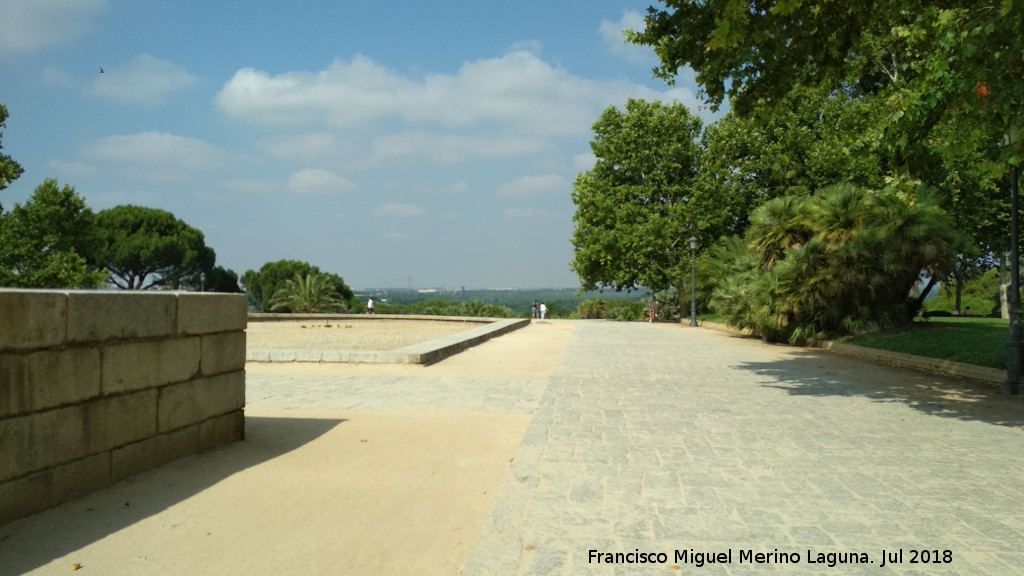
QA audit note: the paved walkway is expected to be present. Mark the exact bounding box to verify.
[3,320,1023,575]
[461,321,1024,575]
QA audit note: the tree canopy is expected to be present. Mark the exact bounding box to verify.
[243,259,354,312]
[570,99,704,308]
[629,0,1023,172]
[91,205,215,290]
[0,179,108,288]
[0,104,24,213]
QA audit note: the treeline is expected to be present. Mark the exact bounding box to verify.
[571,3,1022,343]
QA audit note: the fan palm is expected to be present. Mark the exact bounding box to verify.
[269,272,347,313]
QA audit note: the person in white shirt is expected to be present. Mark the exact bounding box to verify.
[540,302,548,320]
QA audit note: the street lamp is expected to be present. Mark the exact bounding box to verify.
[1004,127,1021,395]
[200,272,206,293]
[1005,161,1021,395]
[689,236,698,327]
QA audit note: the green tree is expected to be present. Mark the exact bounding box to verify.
[629,1,1022,176]
[570,99,704,310]
[91,205,215,289]
[269,272,347,313]
[244,259,354,312]
[0,104,25,213]
[0,179,107,288]
[181,264,242,293]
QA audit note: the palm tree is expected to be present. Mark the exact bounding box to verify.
[747,195,813,268]
[269,272,347,313]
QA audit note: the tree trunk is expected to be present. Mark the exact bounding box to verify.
[912,276,938,319]
[954,272,964,313]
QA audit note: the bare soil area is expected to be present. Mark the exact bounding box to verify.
[245,318,485,351]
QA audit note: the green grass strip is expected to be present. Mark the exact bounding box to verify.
[847,317,1010,369]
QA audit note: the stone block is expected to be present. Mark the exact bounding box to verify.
[177,293,247,335]
[83,389,159,454]
[0,290,67,351]
[0,347,101,418]
[111,425,199,482]
[200,331,246,376]
[157,371,245,433]
[0,452,110,526]
[199,410,245,451]
[0,405,92,483]
[101,337,200,394]
[67,291,176,344]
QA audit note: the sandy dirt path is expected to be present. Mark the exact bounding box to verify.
[0,321,575,576]
[246,318,485,351]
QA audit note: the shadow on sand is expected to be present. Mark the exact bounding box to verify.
[0,416,344,574]
[737,345,1024,429]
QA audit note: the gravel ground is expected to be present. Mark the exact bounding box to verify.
[245,318,485,351]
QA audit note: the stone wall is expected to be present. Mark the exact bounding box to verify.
[0,290,247,525]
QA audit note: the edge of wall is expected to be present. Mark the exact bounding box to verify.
[0,290,248,526]
[247,317,530,365]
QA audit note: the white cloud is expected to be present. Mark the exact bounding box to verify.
[49,159,97,180]
[369,131,547,165]
[503,207,552,220]
[215,47,705,138]
[287,169,357,196]
[573,153,596,174]
[258,132,353,165]
[0,0,107,56]
[599,10,657,66]
[218,178,279,195]
[85,132,239,182]
[495,174,570,197]
[40,66,74,87]
[89,54,196,105]
[375,202,423,219]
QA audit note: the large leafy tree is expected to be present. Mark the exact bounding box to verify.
[91,205,215,290]
[179,264,243,293]
[0,179,108,288]
[243,259,354,312]
[0,104,24,213]
[629,1,1022,173]
[696,85,890,237]
[570,99,704,309]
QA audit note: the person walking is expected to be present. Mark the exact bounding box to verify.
[367,297,374,314]
[532,300,539,320]
[540,302,548,320]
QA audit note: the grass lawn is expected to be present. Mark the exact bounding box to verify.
[846,317,1010,369]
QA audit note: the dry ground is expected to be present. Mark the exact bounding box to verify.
[245,318,485,351]
[0,320,573,576]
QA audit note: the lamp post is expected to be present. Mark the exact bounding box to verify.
[689,236,698,327]
[200,272,206,293]
[1005,162,1022,395]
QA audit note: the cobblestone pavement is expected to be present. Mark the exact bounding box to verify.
[460,321,1024,575]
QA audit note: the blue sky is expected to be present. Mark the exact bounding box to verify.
[0,0,711,289]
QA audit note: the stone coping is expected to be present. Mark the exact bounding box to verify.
[246,317,530,365]
[247,313,491,323]
[699,321,1005,386]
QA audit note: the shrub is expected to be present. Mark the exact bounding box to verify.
[578,299,607,319]
[604,300,647,321]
